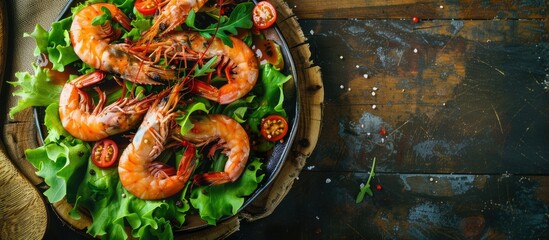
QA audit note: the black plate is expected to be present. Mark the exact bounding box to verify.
[33,0,299,234]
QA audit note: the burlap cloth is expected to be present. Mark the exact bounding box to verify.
[1,0,322,239]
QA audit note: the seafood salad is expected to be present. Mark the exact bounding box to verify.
[10,0,293,239]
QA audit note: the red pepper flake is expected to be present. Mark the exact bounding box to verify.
[412,16,420,23]
[375,183,382,191]
[379,128,387,136]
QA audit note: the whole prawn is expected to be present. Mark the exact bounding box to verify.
[137,0,208,45]
[59,71,156,142]
[179,114,250,186]
[132,31,259,104]
[70,3,176,84]
[118,81,196,200]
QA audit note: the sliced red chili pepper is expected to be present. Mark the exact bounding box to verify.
[252,1,277,30]
[260,115,289,142]
[91,139,119,168]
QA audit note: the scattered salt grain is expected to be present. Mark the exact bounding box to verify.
[367,132,371,136]
[310,29,314,35]
[372,87,378,91]
[356,65,360,68]
[307,165,315,170]
[339,55,344,59]
[360,183,365,188]
[315,216,320,220]
[381,138,385,143]
[340,85,344,89]
[429,177,434,182]
[361,124,365,128]
[363,74,369,79]
[325,178,332,184]
[442,102,446,106]
[348,87,352,92]
[371,91,376,96]
[372,105,377,109]
[439,5,444,9]
[413,48,418,53]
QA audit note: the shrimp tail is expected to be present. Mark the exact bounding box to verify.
[193,172,232,186]
[177,142,196,181]
[189,79,219,101]
[72,70,106,88]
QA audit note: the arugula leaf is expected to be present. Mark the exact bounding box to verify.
[192,56,218,77]
[8,63,64,118]
[356,157,377,203]
[175,100,211,136]
[185,2,254,47]
[190,158,264,225]
[25,103,90,203]
[221,95,256,123]
[92,6,113,26]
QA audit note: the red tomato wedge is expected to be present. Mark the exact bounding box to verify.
[252,1,277,30]
[260,115,288,142]
[91,139,119,168]
[135,0,158,16]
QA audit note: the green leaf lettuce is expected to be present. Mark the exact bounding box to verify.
[190,158,264,225]
[25,103,90,203]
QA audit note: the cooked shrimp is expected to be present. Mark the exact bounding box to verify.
[180,114,250,186]
[137,0,208,45]
[118,82,196,200]
[59,71,156,142]
[132,31,259,104]
[70,3,176,84]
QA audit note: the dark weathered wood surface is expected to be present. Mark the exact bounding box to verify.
[2,0,548,239]
[230,0,549,239]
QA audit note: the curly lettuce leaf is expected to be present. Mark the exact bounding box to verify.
[26,18,79,71]
[8,63,63,118]
[248,64,292,132]
[122,17,153,40]
[25,24,49,56]
[190,158,264,225]
[73,160,185,240]
[24,103,90,203]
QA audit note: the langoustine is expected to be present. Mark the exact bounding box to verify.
[118,82,196,200]
[70,3,176,84]
[59,71,156,142]
[132,31,259,104]
[177,114,250,186]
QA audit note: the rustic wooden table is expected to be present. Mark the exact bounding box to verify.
[230,1,549,239]
[2,0,548,239]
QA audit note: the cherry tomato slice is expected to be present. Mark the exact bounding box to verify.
[252,1,277,30]
[91,139,119,168]
[260,115,289,142]
[135,0,158,16]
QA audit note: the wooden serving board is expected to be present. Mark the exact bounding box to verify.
[0,0,323,238]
